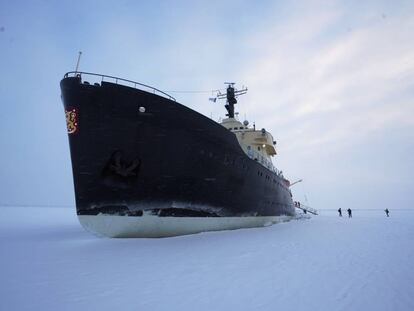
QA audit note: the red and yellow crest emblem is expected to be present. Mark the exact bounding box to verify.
[65,108,78,134]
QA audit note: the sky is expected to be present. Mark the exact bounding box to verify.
[0,0,413,210]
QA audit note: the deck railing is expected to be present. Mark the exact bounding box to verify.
[64,71,176,101]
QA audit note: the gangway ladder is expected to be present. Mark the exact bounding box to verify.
[294,201,318,215]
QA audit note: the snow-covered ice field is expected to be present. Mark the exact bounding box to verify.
[1,207,413,311]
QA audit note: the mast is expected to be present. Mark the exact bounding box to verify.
[217,83,247,118]
[75,51,82,73]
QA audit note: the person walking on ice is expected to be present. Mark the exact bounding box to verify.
[338,208,342,217]
[347,208,352,218]
[385,209,390,217]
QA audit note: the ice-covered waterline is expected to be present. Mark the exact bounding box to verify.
[1,206,413,311]
[78,214,294,238]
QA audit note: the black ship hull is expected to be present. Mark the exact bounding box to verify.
[60,74,295,237]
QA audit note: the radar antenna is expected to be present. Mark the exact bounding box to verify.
[216,83,247,118]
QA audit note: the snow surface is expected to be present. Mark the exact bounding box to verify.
[1,207,413,311]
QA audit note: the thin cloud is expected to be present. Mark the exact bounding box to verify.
[239,4,414,156]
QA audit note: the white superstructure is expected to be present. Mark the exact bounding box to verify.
[220,118,279,173]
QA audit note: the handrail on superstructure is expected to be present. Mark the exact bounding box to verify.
[64,71,176,101]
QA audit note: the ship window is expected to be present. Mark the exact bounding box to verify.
[234,127,238,130]
[229,128,232,130]
[258,146,261,151]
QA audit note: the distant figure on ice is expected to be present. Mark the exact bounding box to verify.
[385,209,390,217]
[338,208,342,217]
[347,208,352,218]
